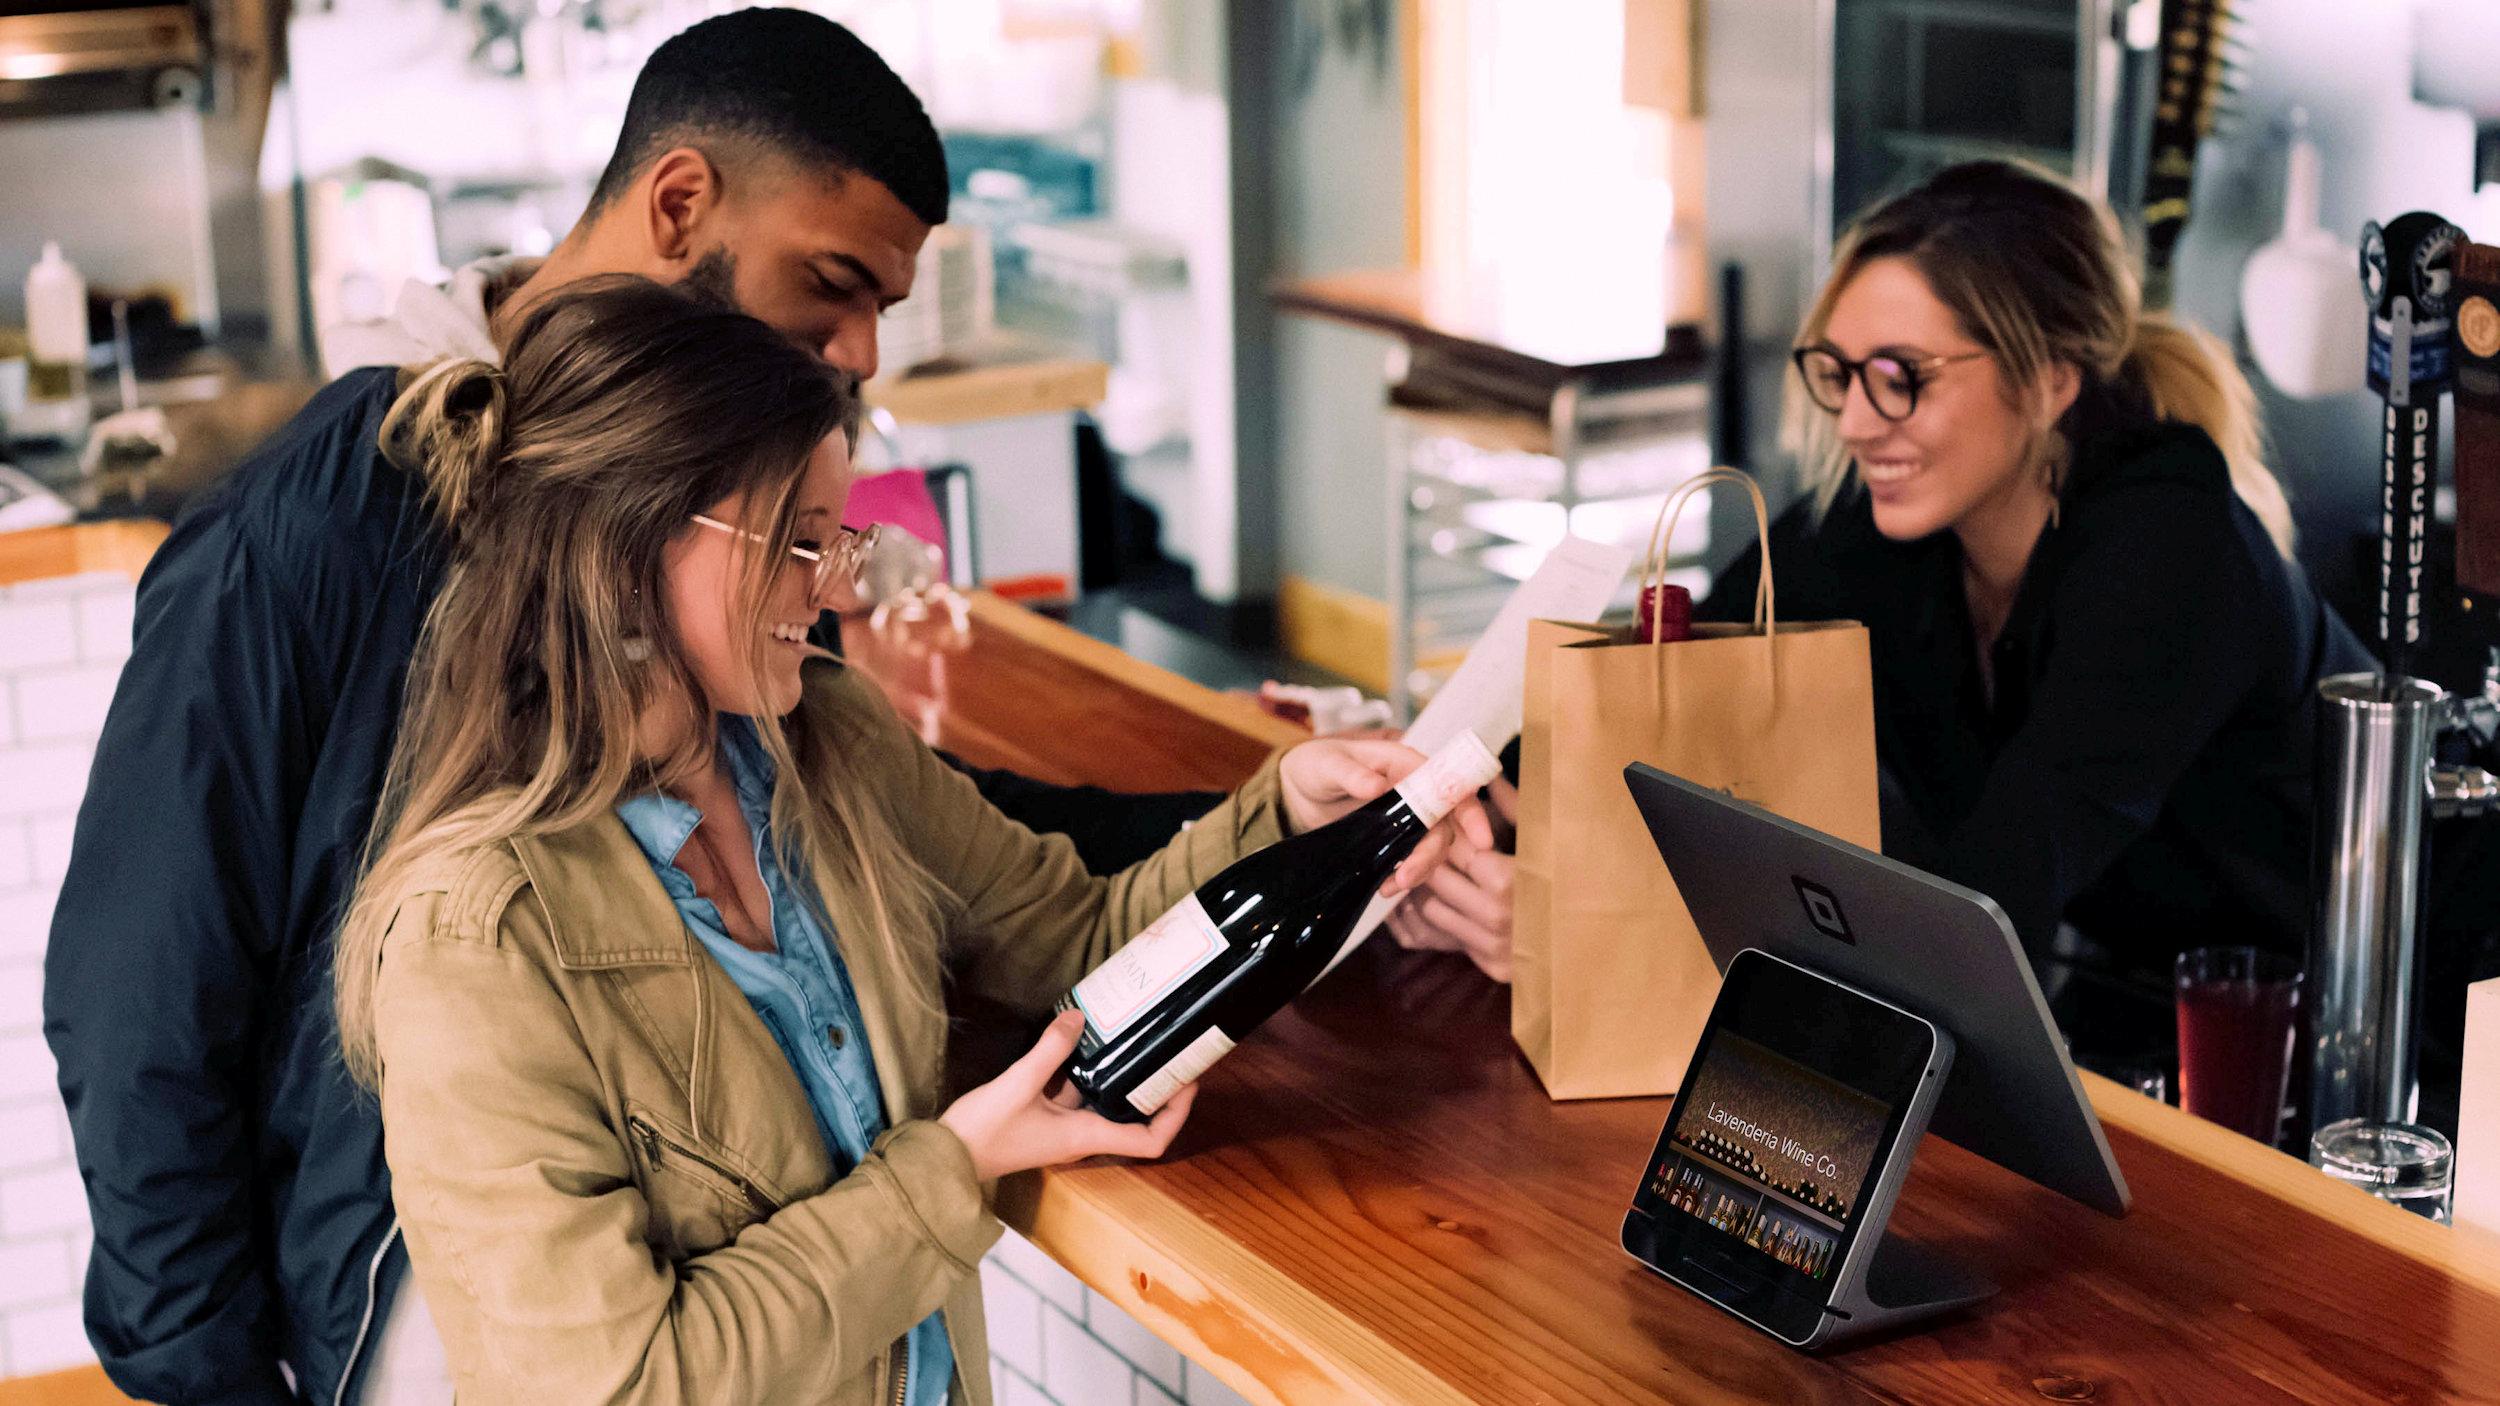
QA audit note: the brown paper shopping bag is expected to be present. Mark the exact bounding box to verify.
[1513,469,1880,1099]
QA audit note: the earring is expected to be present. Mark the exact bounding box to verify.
[621,635,653,663]
[2039,430,2069,529]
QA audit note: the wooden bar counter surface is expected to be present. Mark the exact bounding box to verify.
[847,594,2500,1406]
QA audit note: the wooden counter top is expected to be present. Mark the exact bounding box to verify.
[849,594,2500,1406]
[0,519,169,586]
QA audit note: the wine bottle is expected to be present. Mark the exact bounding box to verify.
[1057,729,1501,1122]
[1637,582,1693,643]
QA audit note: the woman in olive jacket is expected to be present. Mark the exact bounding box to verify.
[334,277,1481,1406]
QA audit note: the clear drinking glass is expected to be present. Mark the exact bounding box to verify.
[2311,1118,2454,1224]
[2104,1061,2171,1105]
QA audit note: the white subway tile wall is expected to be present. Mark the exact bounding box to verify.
[3,1302,90,1378]
[0,824,27,895]
[0,571,117,1379]
[982,1231,1265,1406]
[991,1220,1089,1315]
[0,571,1256,1399]
[27,819,71,890]
[1083,1287,1183,1397]
[1182,1360,1259,1406]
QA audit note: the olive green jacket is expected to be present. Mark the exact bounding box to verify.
[370,661,1287,1405]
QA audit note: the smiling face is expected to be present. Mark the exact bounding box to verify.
[663,431,854,719]
[697,159,927,382]
[1816,256,2074,544]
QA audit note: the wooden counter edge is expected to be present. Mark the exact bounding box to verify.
[0,520,169,588]
[997,1172,1473,1406]
[0,1364,146,1406]
[965,593,1311,751]
[2082,1072,2500,1296]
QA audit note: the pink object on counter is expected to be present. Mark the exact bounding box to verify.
[843,468,949,577]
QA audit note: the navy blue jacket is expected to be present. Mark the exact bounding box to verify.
[43,366,1218,1405]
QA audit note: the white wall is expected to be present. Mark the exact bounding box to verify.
[0,109,220,331]
[0,569,132,1379]
[2166,0,2500,608]
[1243,1,1408,601]
[983,1231,1257,1406]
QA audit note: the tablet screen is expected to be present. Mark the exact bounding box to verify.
[1643,1030,1889,1280]
[1625,949,1935,1341]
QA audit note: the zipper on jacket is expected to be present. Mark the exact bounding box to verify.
[333,1221,402,1406]
[625,1114,779,1219]
[887,1337,908,1406]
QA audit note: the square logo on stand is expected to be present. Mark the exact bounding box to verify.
[1793,877,1855,945]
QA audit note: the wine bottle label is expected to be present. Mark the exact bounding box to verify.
[1068,895,1227,1040]
[1127,1025,1236,1116]
[1392,729,1503,828]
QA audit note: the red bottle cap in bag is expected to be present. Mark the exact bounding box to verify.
[1639,583,1694,643]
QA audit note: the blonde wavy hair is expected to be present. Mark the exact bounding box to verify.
[335,275,944,1089]
[1792,160,2296,558]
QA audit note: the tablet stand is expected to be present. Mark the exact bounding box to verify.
[1628,946,2008,1351]
[1819,1223,1998,1346]
[1803,1029,1999,1347]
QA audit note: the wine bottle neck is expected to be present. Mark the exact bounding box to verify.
[1389,730,1501,827]
[1320,793,1430,887]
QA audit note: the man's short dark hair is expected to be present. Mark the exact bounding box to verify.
[590,8,948,226]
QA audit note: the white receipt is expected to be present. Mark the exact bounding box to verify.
[1319,535,1638,980]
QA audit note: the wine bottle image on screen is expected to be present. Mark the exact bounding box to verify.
[1057,729,1501,1122]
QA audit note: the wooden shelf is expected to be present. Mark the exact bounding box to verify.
[865,338,1108,427]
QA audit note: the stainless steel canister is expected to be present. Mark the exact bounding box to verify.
[2310,672,2447,1131]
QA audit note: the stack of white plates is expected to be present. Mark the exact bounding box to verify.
[881,224,994,373]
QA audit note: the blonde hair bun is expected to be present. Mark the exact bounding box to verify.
[381,357,508,527]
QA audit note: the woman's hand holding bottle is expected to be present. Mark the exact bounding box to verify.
[1276,736,1496,896]
[939,1010,1196,1180]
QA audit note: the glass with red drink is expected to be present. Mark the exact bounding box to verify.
[2174,947,2303,1145]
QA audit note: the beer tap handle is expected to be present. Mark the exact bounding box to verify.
[2429,647,2500,818]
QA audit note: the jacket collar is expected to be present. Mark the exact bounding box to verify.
[510,815,697,969]
[504,755,932,1129]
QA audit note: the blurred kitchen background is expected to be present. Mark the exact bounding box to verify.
[8,0,2500,1394]
[11,0,2500,707]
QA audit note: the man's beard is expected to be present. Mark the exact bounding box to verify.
[680,246,740,313]
[680,245,860,398]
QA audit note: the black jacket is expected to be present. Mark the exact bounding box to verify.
[1703,421,2371,972]
[42,366,1218,1406]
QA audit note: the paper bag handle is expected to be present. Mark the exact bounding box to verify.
[1641,467,1775,642]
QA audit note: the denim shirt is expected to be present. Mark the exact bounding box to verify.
[616,717,953,1406]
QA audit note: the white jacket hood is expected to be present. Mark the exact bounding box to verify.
[318,256,539,378]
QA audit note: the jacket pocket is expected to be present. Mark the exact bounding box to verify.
[623,1107,781,1260]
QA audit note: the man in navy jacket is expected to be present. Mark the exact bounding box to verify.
[42,14,1212,1403]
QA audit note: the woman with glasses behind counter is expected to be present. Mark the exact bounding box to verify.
[1700,161,2372,1046]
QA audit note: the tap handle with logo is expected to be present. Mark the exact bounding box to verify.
[2362,212,2465,683]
